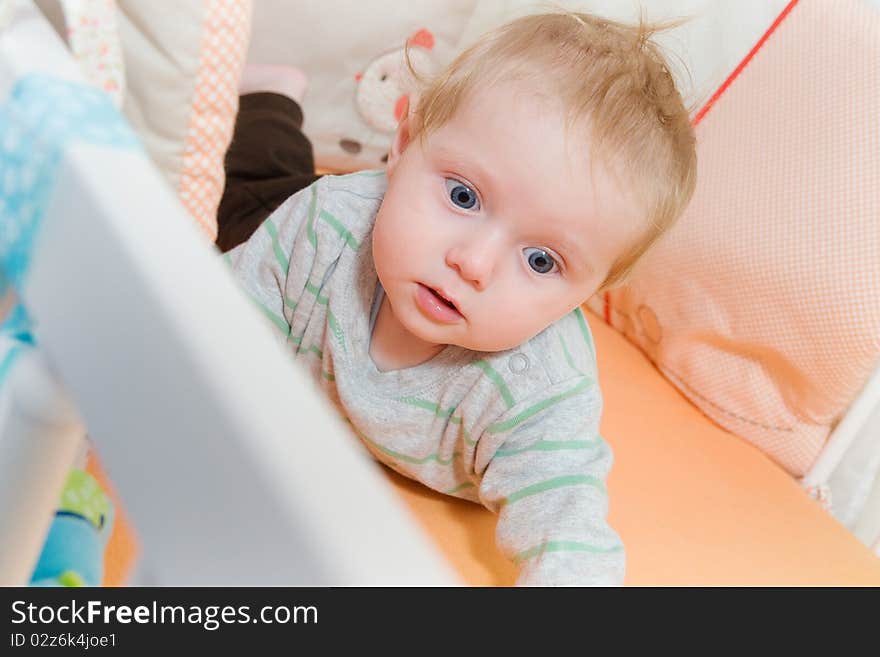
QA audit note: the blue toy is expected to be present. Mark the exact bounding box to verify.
[30,468,114,587]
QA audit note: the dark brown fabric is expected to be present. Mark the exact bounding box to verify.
[216,92,320,253]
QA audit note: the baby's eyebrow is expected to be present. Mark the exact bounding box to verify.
[434,147,493,191]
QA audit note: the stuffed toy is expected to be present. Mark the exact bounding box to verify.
[354,28,434,137]
[332,27,436,167]
[30,468,114,587]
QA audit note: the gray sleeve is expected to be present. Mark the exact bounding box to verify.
[476,376,625,586]
[224,182,318,343]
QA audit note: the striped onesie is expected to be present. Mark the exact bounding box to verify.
[227,170,625,586]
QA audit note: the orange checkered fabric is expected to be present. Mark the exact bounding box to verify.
[177,0,252,241]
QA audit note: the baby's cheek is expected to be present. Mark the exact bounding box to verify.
[371,216,394,272]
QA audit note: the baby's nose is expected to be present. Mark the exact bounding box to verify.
[446,236,501,291]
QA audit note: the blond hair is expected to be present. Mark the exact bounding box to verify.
[406,11,697,293]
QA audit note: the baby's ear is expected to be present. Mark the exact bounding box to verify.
[386,98,413,177]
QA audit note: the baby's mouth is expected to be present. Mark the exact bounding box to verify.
[416,283,465,321]
[431,288,459,312]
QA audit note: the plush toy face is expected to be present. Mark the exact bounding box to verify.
[355,43,433,134]
[342,28,436,164]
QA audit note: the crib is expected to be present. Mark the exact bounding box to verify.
[1,0,879,586]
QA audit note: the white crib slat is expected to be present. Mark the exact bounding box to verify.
[803,362,880,485]
[802,361,880,534]
[18,142,456,585]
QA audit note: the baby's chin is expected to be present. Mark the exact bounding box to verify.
[461,337,533,353]
[402,319,509,354]
[460,322,559,353]
[434,329,533,354]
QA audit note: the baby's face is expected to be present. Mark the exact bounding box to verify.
[372,81,643,353]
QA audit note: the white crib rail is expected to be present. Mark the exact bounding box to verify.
[0,0,457,586]
[802,360,880,551]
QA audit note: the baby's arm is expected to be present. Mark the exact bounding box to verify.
[223,182,319,342]
[476,376,625,586]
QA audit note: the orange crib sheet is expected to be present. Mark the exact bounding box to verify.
[94,307,880,586]
[387,308,880,586]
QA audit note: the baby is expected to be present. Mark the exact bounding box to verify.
[225,12,696,585]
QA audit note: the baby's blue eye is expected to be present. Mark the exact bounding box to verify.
[523,247,557,274]
[444,178,479,210]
